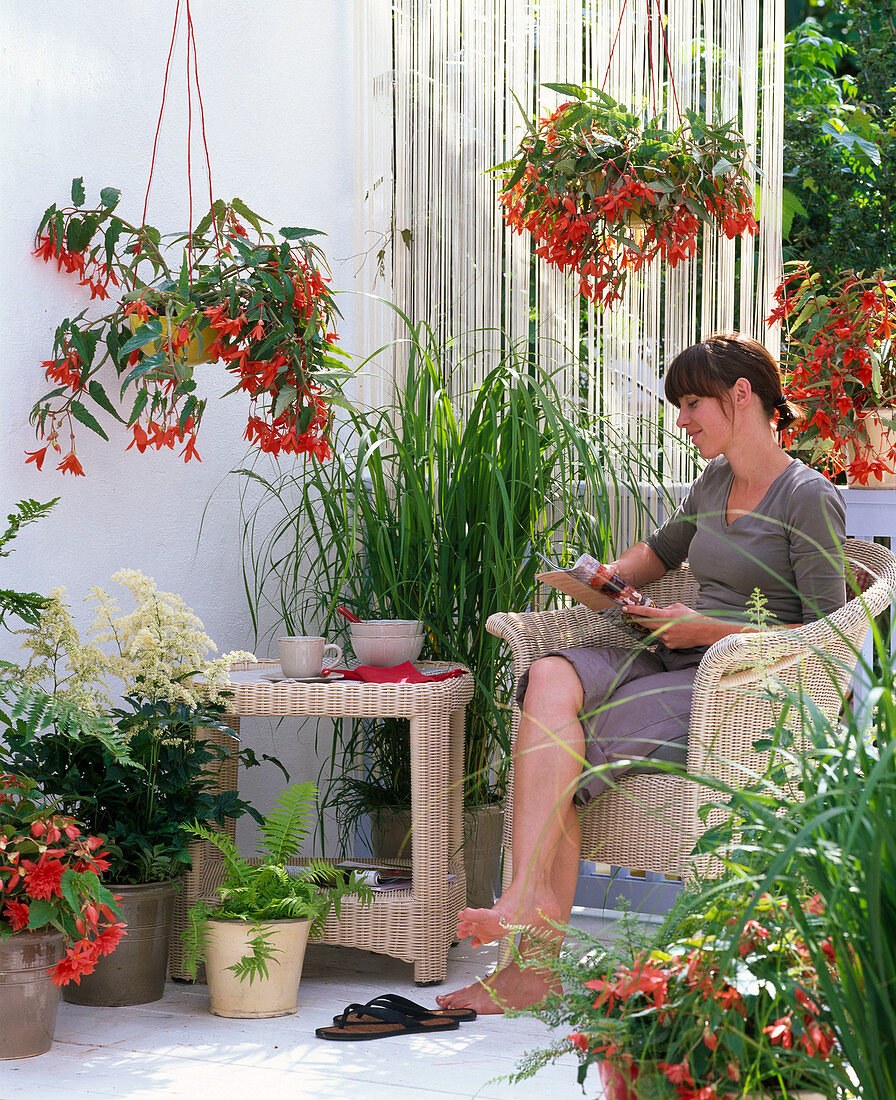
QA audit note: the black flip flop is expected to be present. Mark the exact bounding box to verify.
[316,1002,461,1041]
[332,992,477,1025]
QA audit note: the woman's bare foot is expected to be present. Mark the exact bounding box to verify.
[455,906,511,948]
[435,961,560,1015]
[454,885,562,948]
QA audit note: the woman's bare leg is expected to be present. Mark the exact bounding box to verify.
[435,656,584,1013]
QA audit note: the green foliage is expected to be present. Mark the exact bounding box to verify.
[181,783,371,982]
[692,621,896,1100]
[783,1,896,275]
[30,184,351,472]
[237,317,664,828]
[0,499,58,630]
[1,694,272,883]
[502,887,844,1098]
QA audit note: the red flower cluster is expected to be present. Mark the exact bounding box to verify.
[0,773,126,987]
[28,183,344,475]
[499,93,758,308]
[567,894,838,1100]
[200,257,337,460]
[770,266,896,484]
[34,226,120,301]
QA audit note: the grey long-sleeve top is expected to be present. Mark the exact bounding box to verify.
[643,457,847,625]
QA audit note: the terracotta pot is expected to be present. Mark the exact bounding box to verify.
[598,1063,826,1099]
[846,409,896,487]
[0,929,66,1059]
[204,917,312,1018]
[64,880,177,1007]
[371,802,504,909]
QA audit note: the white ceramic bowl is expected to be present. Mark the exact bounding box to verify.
[350,618,423,637]
[351,633,424,667]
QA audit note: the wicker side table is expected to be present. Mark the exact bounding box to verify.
[170,660,473,986]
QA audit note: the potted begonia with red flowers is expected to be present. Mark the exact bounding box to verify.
[505,886,844,1099]
[27,178,353,476]
[496,84,758,308]
[769,263,896,486]
[0,773,124,1059]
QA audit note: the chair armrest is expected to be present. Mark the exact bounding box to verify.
[486,606,636,679]
[686,623,840,788]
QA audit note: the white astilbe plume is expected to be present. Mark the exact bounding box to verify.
[87,570,255,706]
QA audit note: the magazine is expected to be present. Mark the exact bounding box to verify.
[331,860,457,893]
[536,552,655,617]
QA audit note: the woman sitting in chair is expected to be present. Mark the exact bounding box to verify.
[436,332,846,1015]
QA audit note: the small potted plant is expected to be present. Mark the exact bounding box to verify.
[496,84,758,308]
[182,781,371,1018]
[506,886,843,1099]
[27,178,353,476]
[0,773,124,1058]
[1,569,276,1007]
[769,263,896,486]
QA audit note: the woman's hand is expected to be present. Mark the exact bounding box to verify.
[623,602,728,649]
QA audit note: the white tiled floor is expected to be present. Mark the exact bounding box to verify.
[2,910,617,1100]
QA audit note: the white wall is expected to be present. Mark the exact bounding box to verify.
[0,1,357,852]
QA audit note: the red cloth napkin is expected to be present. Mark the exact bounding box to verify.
[327,661,465,684]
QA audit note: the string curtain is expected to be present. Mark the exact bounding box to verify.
[352,0,783,526]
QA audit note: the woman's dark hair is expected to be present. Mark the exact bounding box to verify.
[664,332,799,432]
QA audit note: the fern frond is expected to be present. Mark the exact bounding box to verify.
[226,924,282,984]
[0,498,59,557]
[2,681,135,762]
[259,781,317,864]
[0,589,51,629]
[184,821,253,890]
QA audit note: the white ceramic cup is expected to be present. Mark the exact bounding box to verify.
[278,636,343,678]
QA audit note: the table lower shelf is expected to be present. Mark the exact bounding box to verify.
[169,854,466,986]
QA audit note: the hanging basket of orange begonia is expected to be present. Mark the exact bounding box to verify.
[27,179,353,476]
[769,262,896,485]
[495,84,758,308]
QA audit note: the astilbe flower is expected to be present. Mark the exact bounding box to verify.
[87,569,254,707]
[14,572,254,713]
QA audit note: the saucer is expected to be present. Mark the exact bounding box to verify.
[262,671,346,684]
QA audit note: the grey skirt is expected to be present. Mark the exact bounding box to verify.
[515,643,705,806]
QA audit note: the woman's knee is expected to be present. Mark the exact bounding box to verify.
[523,656,583,710]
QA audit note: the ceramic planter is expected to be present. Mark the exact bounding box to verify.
[372,802,503,909]
[128,315,210,364]
[204,917,312,1018]
[0,929,66,1059]
[64,880,177,1007]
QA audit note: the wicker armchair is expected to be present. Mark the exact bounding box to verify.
[487,539,896,906]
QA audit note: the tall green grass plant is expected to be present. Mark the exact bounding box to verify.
[236,320,666,827]
[691,619,896,1098]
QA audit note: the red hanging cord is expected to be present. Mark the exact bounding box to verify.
[601,0,682,124]
[653,0,682,122]
[185,1,221,256]
[185,1,194,275]
[601,0,630,92]
[141,0,221,284]
[142,0,182,230]
[645,0,658,113]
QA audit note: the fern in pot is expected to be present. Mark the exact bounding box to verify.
[182,782,371,1018]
